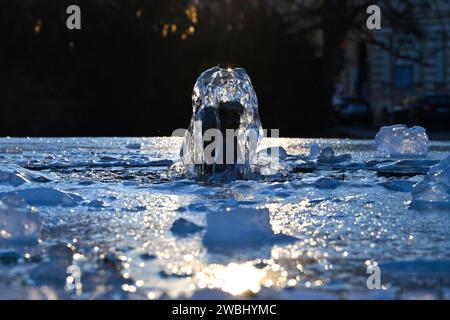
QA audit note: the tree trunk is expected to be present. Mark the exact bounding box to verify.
[320,25,346,125]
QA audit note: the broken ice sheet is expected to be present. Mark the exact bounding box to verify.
[1,137,450,299]
[375,125,430,157]
[411,155,450,208]
[0,188,83,207]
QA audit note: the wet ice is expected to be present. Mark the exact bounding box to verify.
[412,155,450,208]
[0,200,41,250]
[203,207,297,250]
[0,137,449,300]
[375,125,430,157]
[0,188,83,207]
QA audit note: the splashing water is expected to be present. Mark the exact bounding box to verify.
[181,67,263,179]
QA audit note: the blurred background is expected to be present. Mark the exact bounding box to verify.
[1,0,449,137]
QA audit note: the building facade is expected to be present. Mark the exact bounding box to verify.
[338,1,450,123]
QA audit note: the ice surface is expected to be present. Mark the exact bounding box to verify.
[0,200,41,249]
[181,67,263,178]
[30,244,74,288]
[202,207,297,250]
[87,199,105,208]
[380,260,450,287]
[375,125,430,157]
[0,188,83,207]
[411,155,450,207]
[0,137,450,299]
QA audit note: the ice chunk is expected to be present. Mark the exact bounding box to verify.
[316,147,351,164]
[0,200,41,249]
[379,180,414,193]
[375,125,429,157]
[314,177,342,189]
[258,146,288,160]
[0,165,55,187]
[309,144,321,158]
[0,168,30,187]
[170,218,204,237]
[376,159,439,177]
[0,188,83,207]
[87,199,105,208]
[306,145,351,164]
[202,207,297,250]
[140,253,156,261]
[411,155,450,208]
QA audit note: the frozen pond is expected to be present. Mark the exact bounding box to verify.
[0,137,449,300]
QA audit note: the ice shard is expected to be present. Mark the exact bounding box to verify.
[181,67,263,179]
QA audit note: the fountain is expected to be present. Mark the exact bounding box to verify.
[180,67,263,179]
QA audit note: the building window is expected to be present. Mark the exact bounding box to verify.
[394,65,414,89]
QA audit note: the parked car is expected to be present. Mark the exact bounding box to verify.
[387,95,450,128]
[332,96,372,125]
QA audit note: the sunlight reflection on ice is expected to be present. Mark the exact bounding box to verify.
[195,263,266,296]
